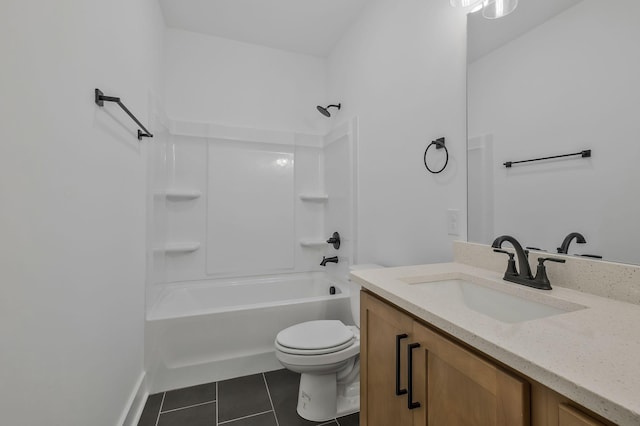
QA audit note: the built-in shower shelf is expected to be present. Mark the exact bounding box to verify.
[163,189,202,201]
[299,239,327,248]
[154,242,201,254]
[299,194,329,202]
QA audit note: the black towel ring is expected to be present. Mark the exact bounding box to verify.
[424,137,448,174]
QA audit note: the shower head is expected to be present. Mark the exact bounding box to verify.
[316,103,341,117]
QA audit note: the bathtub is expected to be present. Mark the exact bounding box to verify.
[145,272,352,393]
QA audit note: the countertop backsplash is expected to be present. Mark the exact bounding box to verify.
[453,241,640,306]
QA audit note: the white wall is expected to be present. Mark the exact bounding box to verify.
[468,0,640,263]
[0,1,165,425]
[163,28,329,134]
[323,119,358,281]
[327,0,469,266]
[150,125,329,285]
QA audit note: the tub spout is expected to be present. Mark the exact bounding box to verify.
[320,256,339,266]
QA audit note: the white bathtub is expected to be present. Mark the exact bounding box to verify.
[145,272,352,393]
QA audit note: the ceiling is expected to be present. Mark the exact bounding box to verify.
[468,0,584,63]
[158,0,369,57]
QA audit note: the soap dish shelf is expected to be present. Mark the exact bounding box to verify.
[299,239,327,248]
[154,242,201,254]
[299,194,329,203]
[160,189,202,201]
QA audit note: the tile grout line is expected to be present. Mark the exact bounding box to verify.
[262,373,281,426]
[160,400,216,414]
[218,409,274,425]
[154,392,165,426]
[216,382,219,426]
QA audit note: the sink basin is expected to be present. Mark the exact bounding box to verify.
[414,279,579,323]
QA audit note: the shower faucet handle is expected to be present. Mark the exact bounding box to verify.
[326,232,341,250]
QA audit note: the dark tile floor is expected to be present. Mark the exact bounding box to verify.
[138,369,359,426]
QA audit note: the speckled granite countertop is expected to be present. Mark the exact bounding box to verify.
[351,262,640,426]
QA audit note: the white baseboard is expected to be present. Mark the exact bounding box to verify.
[119,372,147,426]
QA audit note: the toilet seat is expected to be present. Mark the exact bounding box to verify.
[276,320,354,354]
[275,323,360,368]
[276,338,355,356]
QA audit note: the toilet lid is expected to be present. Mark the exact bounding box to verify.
[276,320,354,352]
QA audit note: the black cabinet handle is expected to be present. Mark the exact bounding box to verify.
[395,334,408,395]
[407,342,421,410]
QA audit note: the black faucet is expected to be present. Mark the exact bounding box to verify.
[492,235,533,281]
[320,256,339,266]
[557,232,586,254]
[492,235,566,290]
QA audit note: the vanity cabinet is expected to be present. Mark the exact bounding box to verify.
[361,290,615,426]
[412,320,529,426]
[531,384,609,426]
[558,405,605,426]
[361,291,527,426]
[360,289,414,426]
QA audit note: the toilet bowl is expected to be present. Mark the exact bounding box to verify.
[274,264,382,422]
[275,320,360,421]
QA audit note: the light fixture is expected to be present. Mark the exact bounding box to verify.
[450,0,483,7]
[482,0,519,19]
[450,0,518,20]
[469,3,484,13]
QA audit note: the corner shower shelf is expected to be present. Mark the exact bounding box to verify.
[299,239,327,248]
[299,194,329,203]
[154,242,201,254]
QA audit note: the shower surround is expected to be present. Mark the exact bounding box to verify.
[146,117,358,392]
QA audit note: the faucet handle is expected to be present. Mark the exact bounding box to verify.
[326,232,341,249]
[539,257,566,264]
[533,257,567,290]
[493,249,518,277]
[578,254,603,259]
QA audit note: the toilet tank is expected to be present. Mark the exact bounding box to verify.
[349,264,383,328]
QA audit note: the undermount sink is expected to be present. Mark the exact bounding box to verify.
[413,279,582,324]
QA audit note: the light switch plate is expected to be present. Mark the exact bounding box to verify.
[447,209,460,236]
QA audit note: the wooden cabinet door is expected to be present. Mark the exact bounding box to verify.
[558,405,605,426]
[531,383,614,426]
[361,291,415,426]
[412,321,530,426]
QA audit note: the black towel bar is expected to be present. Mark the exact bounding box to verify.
[504,149,591,168]
[95,88,153,140]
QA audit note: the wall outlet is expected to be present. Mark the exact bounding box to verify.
[447,209,460,236]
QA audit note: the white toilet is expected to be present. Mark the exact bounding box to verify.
[274,264,382,422]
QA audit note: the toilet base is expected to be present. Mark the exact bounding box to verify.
[296,373,359,422]
[336,382,359,418]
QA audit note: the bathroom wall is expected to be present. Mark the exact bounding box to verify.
[0,1,164,425]
[468,0,640,263]
[157,29,362,286]
[327,0,469,266]
[147,112,171,311]
[149,121,358,287]
[323,119,359,282]
[163,28,329,134]
[162,1,470,270]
